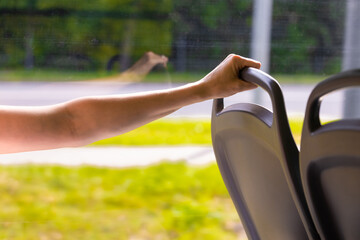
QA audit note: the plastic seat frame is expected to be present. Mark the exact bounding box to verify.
[211,67,319,240]
[300,69,360,240]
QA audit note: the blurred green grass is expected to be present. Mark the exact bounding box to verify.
[0,69,327,84]
[0,118,304,239]
[0,162,243,240]
[91,117,303,146]
[90,118,212,146]
[145,72,328,84]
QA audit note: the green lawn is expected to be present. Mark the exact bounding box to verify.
[91,117,303,146]
[0,162,244,240]
[90,118,212,146]
[145,72,329,84]
[0,69,328,84]
[0,118,304,239]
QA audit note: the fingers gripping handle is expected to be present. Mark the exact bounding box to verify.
[241,67,279,96]
[212,67,287,129]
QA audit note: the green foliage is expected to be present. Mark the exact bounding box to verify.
[0,163,241,239]
[0,0,345,74]
[271,0,344,74]
[0,68,112,81]
[0,0,173,12]
[0,1,173,70]
[171,0,253,70]
[271,23,316,73]
[201,2,229,29]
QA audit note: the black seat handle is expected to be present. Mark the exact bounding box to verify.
[304,69,360,133]
[213,67,288,129]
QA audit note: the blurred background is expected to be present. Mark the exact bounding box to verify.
[0,0,359,239]
[0,0,346,74]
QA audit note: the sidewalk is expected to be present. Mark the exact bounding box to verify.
[0,146,215,168]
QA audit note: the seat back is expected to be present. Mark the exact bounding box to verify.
[300,69,360,240]
[211,68,319,240]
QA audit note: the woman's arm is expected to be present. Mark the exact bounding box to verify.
[0,54,260,154]
[93,51,168,82]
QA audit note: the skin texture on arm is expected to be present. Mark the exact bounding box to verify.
[0,54,260,154]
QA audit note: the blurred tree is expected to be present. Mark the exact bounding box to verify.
[271,0,344,74]
[0,0,173,71]
[171,0,253,71]
[0,0,346,74]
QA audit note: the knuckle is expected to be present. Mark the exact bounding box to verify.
[228,53,236,59]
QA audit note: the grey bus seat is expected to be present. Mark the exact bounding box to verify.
[211,67,319,240]
[300,69,360,240]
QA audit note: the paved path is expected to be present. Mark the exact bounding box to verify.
[0,146,215,167]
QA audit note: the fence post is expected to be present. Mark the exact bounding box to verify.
[250,0,273,105]
[342,0,360,118]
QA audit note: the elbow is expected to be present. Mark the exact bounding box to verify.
[61,99,104,147]
[57,103,90,148]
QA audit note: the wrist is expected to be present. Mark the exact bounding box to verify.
[187,79,212,102]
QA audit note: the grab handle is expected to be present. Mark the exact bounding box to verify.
[212,67,287,129]
[304,69,360,133]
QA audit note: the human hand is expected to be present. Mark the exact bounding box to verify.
[119,51,169,82]
[198,54,261,99]
[144,51,168,67]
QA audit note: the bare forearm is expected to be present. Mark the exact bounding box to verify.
[0,105,76,153]
[0,54,261,154]
[0,81,204,153]
[66,81,206,145]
